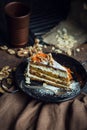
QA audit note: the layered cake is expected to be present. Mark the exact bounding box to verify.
[25,52,72,90]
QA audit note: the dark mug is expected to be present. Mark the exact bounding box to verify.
[4,2,30,47]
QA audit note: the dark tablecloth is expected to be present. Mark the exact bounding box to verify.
[0,43,87,130]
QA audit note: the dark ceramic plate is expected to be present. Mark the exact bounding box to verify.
[15,53,87,103]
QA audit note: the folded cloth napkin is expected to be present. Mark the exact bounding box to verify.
[0,91,87,130]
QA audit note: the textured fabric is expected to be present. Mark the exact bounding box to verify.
[0,92,87,130]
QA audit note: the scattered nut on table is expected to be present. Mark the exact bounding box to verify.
[17,49,29,57]
[7,78,13,85]
[18,48,24,51]
[76,48,80,52]
[0,66,12,80]
[35,38,40,44]
[51,46,55,51]
[7,49,16,55]
[0,66,15,93]
[55,49,62,54]
[0,86,6,93]
[0,45,8,50]
[1,66,12,73]
[0,72,5,80]
[55,28,77,56]
[12,67,16,71]
[43,45,47,49]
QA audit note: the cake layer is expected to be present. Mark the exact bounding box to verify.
[30,69,70,85]
[30,62,69,81]
[29,74,71,90]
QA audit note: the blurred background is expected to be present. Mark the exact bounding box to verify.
[1,0,87,42]
[0,0,71,43]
